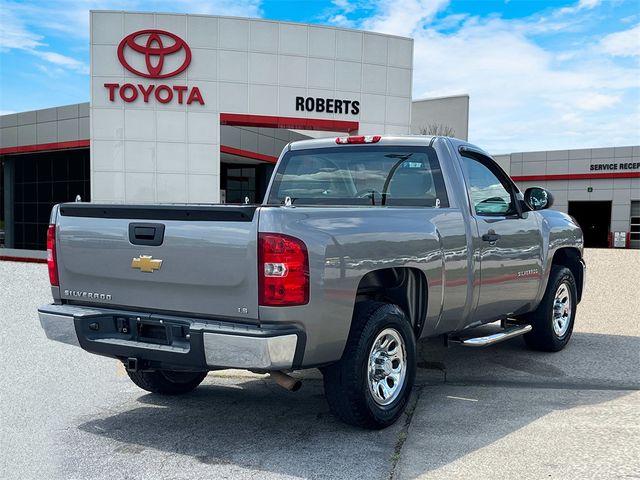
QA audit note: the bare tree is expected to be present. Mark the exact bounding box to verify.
[419,123,456,137]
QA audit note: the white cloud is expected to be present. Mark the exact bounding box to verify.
[32,50,89,74]
[558,0,601,15]
[361,0,449,37]
[577,0,601,9]
[329,14,355,28]
[596,24,640,57]
[433,13,469,30]
[332,0,356,14]
[0,4,44,51]
[577,93,621,111]
[412,20,638,151]
[36,64,67,78]
[170,0,262,17]
[0,0,91,74]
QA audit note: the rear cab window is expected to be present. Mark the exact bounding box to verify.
[267,146,449,207]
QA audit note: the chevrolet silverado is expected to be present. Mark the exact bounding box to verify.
[39,135,585,429]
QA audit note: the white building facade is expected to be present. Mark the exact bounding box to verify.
[90,11,414,204]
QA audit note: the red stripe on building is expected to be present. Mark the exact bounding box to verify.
[220,113,359,133]
[0,256,47,264]
[0,139,287,164]
[220,145,278,164]
[0,139,90,155]
[512,172,640,182]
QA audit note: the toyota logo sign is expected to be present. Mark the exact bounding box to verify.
[106,29,204,105]
[117,29,191,79]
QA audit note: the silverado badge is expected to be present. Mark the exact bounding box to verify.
[131,255,163,273]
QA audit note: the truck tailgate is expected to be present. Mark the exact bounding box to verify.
[55,204,259,321]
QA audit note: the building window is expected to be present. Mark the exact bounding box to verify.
[0,161,4,247]
[222,165,257,204]
[631,201,640,249]
[13,149,89,250]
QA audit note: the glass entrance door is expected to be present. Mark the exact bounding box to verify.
[221,165,257,204]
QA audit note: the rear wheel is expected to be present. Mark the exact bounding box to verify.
[127,369,208,395]
[322,301,416,429]
[523,265,577,352]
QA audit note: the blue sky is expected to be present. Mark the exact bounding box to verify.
[0,0,638,152]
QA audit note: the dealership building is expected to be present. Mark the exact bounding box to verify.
[0,11,638,252]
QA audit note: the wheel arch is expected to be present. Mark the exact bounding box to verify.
[354,267,428,337]
[551,247,584,302]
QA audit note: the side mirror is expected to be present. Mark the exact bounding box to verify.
[524,187,554,211]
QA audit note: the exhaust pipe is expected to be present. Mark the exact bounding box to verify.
[269,371,302,392]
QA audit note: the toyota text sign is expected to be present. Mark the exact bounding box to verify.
[104,30,204,105]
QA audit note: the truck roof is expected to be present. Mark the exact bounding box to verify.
[287,134,439,151]
[285,135,494,163]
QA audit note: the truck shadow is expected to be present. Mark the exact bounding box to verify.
[78,376,402,479]
[76,331,638,479]
[416,326,640,390]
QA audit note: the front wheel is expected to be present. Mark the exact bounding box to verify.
[523,265,577,352]
[322,301,416,429]
[127,369,208,395]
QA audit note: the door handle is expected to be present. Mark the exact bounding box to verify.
[482,230,501,243]
[134,226,156,240]
[129,223,165,246]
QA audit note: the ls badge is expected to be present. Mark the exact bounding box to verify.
[131,255,163,273]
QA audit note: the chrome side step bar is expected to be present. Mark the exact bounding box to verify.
[448,324,532,348]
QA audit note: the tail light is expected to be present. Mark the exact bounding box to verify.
[259,233,309,306]
[335,135,381,144]
[47,224,59,286]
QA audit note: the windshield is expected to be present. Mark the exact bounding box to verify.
[267,145,448,207]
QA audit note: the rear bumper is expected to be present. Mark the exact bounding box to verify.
[39,310,80,346]
[38,304,304,371]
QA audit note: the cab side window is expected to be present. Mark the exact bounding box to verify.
[462,155,515,216]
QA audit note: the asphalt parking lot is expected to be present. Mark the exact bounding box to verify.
[1,249,638,479]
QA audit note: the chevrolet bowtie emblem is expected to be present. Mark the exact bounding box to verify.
[131,255,163,273]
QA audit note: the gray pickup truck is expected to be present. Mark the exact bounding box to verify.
[39,135,585,429]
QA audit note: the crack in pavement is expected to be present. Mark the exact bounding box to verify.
[389,386,423,480]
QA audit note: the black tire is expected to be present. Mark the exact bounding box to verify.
[523,265,577,352]
[127,369,208,395]
[322,301,416,429]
